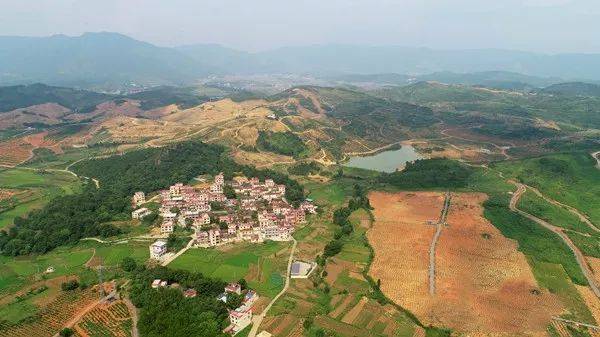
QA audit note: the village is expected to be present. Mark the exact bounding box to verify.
[132,173,317,335]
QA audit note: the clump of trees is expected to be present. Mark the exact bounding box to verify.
[61,280,80,291]
[378,158,474,189]
[322,185,372,259]
[256,131,308,157]
[128,265,229,337]
[288,162,321,176]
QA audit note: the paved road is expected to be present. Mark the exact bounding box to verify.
[510,182,600,299]
[428,191,451,295]
[248,238,297,337]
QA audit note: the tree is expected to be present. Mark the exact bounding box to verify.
[223,185,237,199]
[226,292,244,310]
[59,328,74,337]
[238,278,248,290]
[303,316,314,330]
[61,280,79,291]
[121,257,137,272]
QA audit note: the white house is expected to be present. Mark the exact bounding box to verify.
[226,305,252,334]
[133,191,146,206]
[150,240,167,259]
[160,221,174,234]
[132,207,152,219]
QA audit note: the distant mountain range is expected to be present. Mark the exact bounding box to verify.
[3,32,600,88]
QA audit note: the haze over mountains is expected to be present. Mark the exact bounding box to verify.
[2,32,600,88]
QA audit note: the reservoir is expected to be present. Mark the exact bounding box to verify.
[344,144,422,173]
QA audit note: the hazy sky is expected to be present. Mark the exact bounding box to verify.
[1,0,599,53]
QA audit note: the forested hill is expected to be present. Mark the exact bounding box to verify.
[0,141,304,256]
[72,141,304,202]
[0,83,113,112]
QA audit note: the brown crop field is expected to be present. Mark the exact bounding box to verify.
[0,287,99,337]
[74,300,132,337]
[368,191,563,336]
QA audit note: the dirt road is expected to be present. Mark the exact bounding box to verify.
[428,191,451,295]
[509,182,600,298]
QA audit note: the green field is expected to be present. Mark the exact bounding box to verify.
[0,246,93,295]
[170,241,289,298]
[0,167,81,229]
[518,190,595,234]
[494,152,600,225]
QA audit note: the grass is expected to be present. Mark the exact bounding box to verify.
[518,190,594,234]
[493,152,600,225]
[0,167,81,229]
[305,178,359,207]
[529,258,595,323]
[170,241,288,298]
[567,232,600,258]
[0,245,93,295]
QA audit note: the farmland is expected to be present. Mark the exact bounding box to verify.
[258,177,424,337]
[367,191,564,335]
[0,167,81,229]
[0,286,99,337]
[74,300,133,337]
[170,241,289,298]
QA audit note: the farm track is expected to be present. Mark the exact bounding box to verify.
[509,182,600,299]
[525,184,599,233]
[248,238,297,337]
[428,191,451,295]
[123,297,139,337]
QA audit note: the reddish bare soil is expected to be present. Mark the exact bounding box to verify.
[368,191,563,335]
[0,103,70,128]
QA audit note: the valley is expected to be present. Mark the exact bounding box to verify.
[0,75,599,337]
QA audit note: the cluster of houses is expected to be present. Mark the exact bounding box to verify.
[136,173,316,255]
[150,279,258,335]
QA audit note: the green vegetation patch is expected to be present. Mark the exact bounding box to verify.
[378,158,475,190]
[493,152,600,225]
[518,190,595,234]
[256,130,309,157]
[170,241,288,298]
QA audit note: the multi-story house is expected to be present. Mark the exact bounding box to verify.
[149,240,167,259]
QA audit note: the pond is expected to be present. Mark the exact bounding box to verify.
[343,144,423,173]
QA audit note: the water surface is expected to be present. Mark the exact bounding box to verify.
[344,145,422,173]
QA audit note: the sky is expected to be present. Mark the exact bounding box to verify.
[0,0,599,53]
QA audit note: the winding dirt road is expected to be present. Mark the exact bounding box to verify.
[509,182,600,299]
